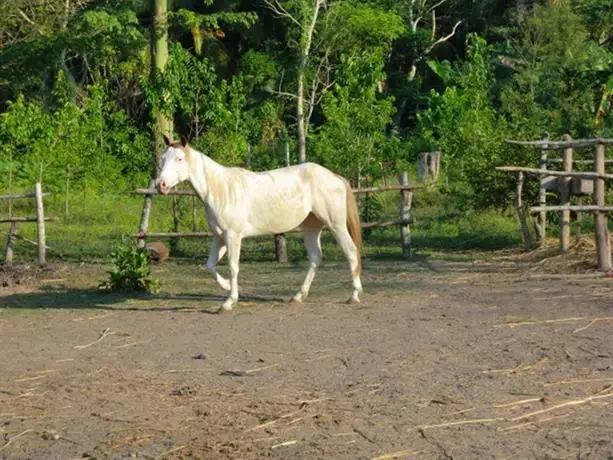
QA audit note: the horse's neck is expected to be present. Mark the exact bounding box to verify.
[188,150,229,207]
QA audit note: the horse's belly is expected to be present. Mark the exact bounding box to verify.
[244,195,309,236]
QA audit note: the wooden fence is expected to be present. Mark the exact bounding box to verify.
[133,173,420,261]
[498,135,613,271]
[1,183,56,266]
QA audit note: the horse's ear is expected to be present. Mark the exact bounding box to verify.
[163,134,171,146]
[180,136,188,147]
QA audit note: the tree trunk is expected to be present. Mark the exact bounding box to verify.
[151,0,173,175]
[296,0,321,164]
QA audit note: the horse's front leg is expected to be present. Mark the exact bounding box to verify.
[219,231,242,312]
[207,235,230,291]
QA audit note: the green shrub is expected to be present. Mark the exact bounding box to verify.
[100,239,160,293]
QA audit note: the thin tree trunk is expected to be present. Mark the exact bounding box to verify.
[296,0,321,164]
[151,0,173,175]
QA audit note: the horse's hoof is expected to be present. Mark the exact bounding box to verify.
[346,297,360,305]
[216,306,233,314]
[289,296,303,304]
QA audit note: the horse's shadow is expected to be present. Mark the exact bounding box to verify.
[0,286,286,314]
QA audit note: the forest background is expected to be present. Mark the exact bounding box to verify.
[1,0,612,261]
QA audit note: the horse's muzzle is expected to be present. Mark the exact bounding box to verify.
[156,179,170,195]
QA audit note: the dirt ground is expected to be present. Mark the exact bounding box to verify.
[1,255,612,460]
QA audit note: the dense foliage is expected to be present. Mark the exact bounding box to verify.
[1,0,612,209]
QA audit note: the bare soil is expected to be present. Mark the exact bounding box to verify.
[1,256,612,460]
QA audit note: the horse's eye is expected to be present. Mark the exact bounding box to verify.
[177,156,184,162]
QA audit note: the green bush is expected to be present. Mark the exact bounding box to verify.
[100,240,160,293]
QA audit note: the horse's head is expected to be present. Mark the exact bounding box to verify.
[156,135,191,195]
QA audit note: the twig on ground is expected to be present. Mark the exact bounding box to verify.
[496,316,613,328]
[482,357,548,375]
[510,391,613,422]
[271,440,297,449]
[408,418,504,432]
[155,445,186,459]
[372,449,421,460]
[493,397,544,409]
[0,429,33,452]
[544,378,613,387]
[73,328,116,350]
[245,362,281,374]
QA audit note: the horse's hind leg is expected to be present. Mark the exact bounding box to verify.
[219,231,242,312]
[291,215,323,303]
[330,224,362,304]
[207,235,230,291]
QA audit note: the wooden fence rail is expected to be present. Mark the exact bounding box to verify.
[1,183,54,266]
[133,176,421,261]
[501,136,612,271]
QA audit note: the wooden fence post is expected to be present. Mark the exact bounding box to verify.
[560,134,573,254]
[515,172,535,250]
[536,132,549,245]
[4,222,18,267]
[137,180,155,248]
[275,234,288,263]
[274,142,291,263]
[594,142,611,271]
[399,171,412,258]
[35,182,46,266]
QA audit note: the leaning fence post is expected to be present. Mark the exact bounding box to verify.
[594,141,611,271]
[536,132,549,246]
[35,182,46,266]
[515,172,534,250]
[4,221,18,267]
[399,171,412,258]
[137,180,155,248]
[560,134,573,255]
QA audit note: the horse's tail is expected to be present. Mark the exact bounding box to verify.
[343,178,362,275]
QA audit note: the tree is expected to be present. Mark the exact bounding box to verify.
[261,0,325,163]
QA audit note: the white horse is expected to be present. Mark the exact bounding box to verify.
[155,136,363,312]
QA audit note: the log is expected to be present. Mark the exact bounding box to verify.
[135,231,214,238]
[35,183,46,265]
[505,138,613,149]
[0,192,52,200]
[0,217,58,223]
[132,184,423,197]
[529,205,613,213]
[594,143,611,271]
[547,158,613,165]
[496,166,613,180]
[134,218,413,240]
